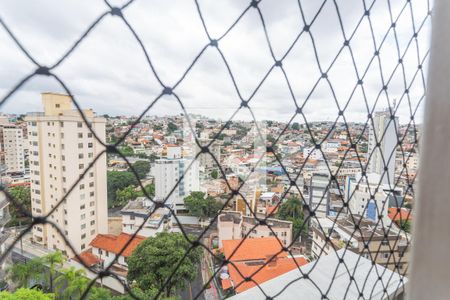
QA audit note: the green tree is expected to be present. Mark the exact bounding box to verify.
[184,192,222,220]
[42,251,65,292]
[115,185,140,206]
[7,257,45,288]
[89,286,112,299]
[210,169,219,179]
[167,122,178,133]
[7,186,31,220]
[292,122,300,130]
[54,267,88,300]
[277,197,307,237]
[138,183,155,197]
[118,146,134,157]
[128,160,150,179]
[0,288,54,300]
[107,171,139,207]
[400,219,412,233]
[127,232,202,297]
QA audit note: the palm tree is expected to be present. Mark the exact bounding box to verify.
[55,267,88,300]
[7,257,45,288]
[42,251,65,292]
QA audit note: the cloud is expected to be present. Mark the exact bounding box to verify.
[0,0,431,124]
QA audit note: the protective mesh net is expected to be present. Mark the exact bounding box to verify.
[0,0,431,299]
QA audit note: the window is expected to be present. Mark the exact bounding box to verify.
[78,133,83,138]
[80,184,85,190]
[383,253,390,259]
[79,153,84,159]
[81,234,86,239]
[89,172,94,178]
[90,201,95,207]
[90,192,94,197]
[88,153,93,158]
[81,224,86,229]
[79,164,84,169]
[77,122,82,128]
[88,142,93,148]
[89,182,94,187]
[90,220,95,225]
[78,143,83,149]
[81,244,85,250]
[91,229,95,235]
[80,204,85,210]
[130,215,135,220]
[81,214,85,220]
[88,133,93,138]
[90,211,95,216]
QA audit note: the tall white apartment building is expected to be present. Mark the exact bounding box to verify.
[0,121,25,174]
[344,173,402,224]
[368,109,399,185]
[25,93,108,256]
[152,146,199,212]
[308,172,330,218]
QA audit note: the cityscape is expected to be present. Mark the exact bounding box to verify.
[0,0,433,299]
[0,92,417,299]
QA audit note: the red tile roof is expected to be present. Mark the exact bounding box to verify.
[226,256,308,293]
[76,250,102,267]
[90,233,145,257]
[222,237,287,262]
[388,207,412,222]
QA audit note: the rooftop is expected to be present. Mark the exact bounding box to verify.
[229,249,407,300]
[90,233,145,257]
[222,237,287,262]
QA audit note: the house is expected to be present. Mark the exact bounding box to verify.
[311,215,409,273]
[217,212,293,248]
[121,197,171,237]
[89,233,145,270]
[220,237,308,294]
[229,249,408,300]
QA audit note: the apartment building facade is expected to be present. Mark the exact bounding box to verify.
[0,123,25,174]
[368,109,399,185]
[25,93,108,256]
[152,146,199,212]
[311,216,409,273]
[217,211,293,248]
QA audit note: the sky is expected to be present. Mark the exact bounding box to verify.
[0,0,432,124]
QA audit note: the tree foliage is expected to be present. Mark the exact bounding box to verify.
[0,288,54,300]
[210,169,219,179]
[277,197,307,238]
[184,191,222,219]
[42,251,65,292]
[7,257,45,288]
[107,171,139,207]
[118,146,134,157]
[167,122,178,133]
[54,267,88,300]
[128,160,150,179]
[7,186,31,224]
[127,232,202,297]
[115,185,141,206]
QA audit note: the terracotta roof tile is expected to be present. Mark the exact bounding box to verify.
[90,233,145,257]
[75,250,102,267]
[226,256,308,293]
[222,237,287,262]
[388,207,412,222]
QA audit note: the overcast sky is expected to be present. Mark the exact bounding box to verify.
[0,0,431,123]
